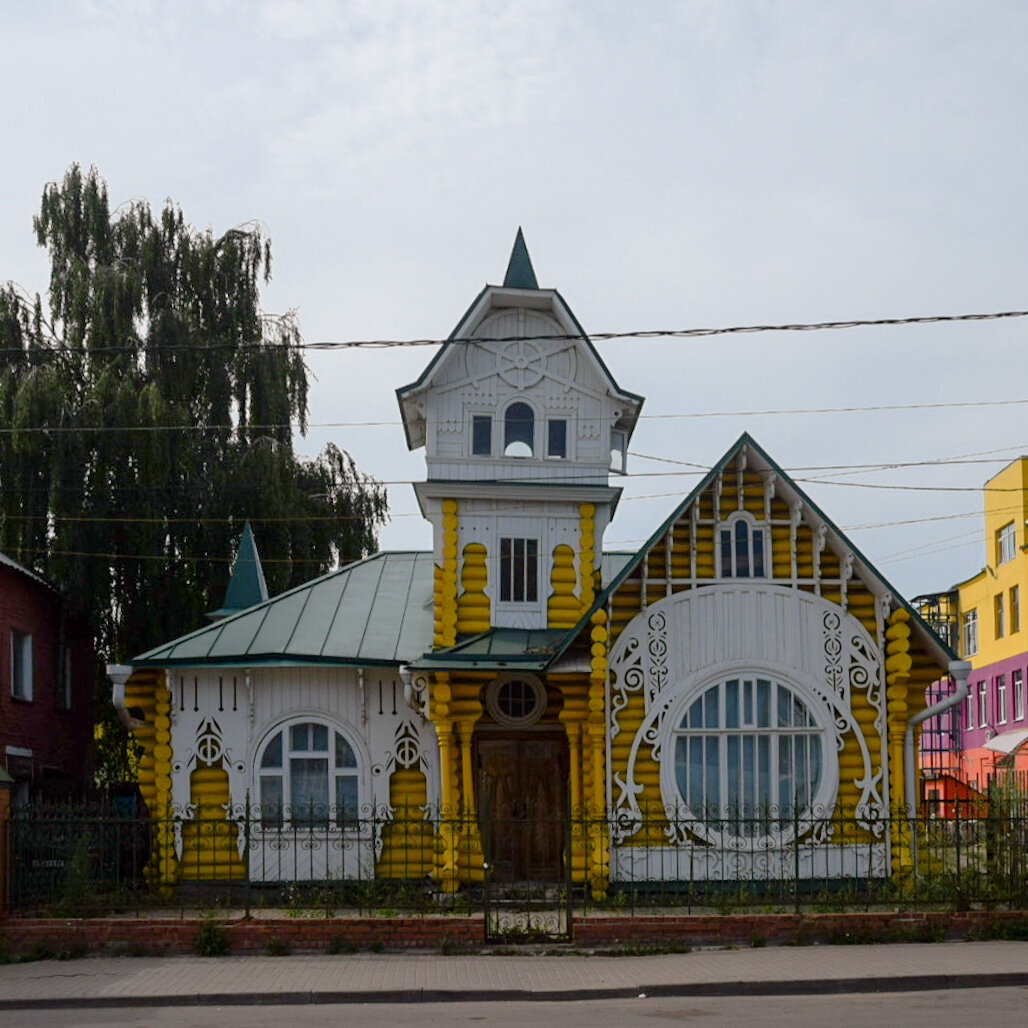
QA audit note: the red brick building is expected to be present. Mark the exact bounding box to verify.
[0,552,97,803]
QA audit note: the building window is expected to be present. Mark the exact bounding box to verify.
[499,537,538,603]
[10,631,32,701]
[256,720,360,827]
[966,688,975,730]
[546,418,567,459]
[995,593,1006,639]
[961,610,978,657]
[1014,670,1025,721]
[486,674,546,728]
[610,428,627,474]
[503,402,534,457]
[472,415,492,456]
[997,674,1008,724]
[979,681,988,728]
[1011,586,1020,634]
[671,677,826,829]
[717,516,767,579]
[997,522,1016,565]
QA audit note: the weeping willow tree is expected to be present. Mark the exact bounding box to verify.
[0,165,388,666]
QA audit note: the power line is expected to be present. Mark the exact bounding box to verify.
[4,396,1028,437]
[4,306,1028,356]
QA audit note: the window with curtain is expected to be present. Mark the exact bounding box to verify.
[257,720,360,827]
[671,677,825,833]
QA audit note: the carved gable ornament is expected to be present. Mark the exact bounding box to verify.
[608,584,887,850]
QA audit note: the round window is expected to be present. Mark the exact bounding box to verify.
[659,672,838,849]
[486,675,546,727]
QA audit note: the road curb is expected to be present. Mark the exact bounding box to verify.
[3,972,1028,1009]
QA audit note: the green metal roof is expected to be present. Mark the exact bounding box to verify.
[207,521,269,620]
[132,551,436,668]
[503,227,539,289]
[131,549,635,672]
[413,628,568,671]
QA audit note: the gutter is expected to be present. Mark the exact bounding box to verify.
[904,659,972,869]
[106,664,140,729]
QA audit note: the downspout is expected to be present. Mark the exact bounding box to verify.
[106,664,139,729]
[904,658,972,870]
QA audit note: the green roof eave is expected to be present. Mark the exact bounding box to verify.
[410,627,573,672]
[130,654,404,670]
[549,431,959,670]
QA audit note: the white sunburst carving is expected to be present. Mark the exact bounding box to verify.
[607,584,888,858]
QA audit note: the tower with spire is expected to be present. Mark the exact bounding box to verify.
[398,230,644,635]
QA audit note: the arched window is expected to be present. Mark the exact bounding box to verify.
[671,676,824,829]
[503,402,535,457]
[256,720,360,827]
[718,515,767,578]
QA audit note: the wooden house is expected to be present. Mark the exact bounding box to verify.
[112,233,963,894]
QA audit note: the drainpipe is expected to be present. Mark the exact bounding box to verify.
[905,659,972,870]
[106,664,138,729]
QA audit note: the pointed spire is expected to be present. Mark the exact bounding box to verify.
[206,521,269,621]
[502,227,539,289]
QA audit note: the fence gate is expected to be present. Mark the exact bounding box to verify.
[480,810,573,943]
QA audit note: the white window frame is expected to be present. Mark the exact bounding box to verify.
[546,417,569,460]
[609,428,628,474]
[502,400,536,458]
[498,536,539,604]
[997,674,1008,725]
[998,522,1016,565]
[470,412,493,457]
[1013,586,1021,635]
[254,718,363,829]
[716,512,769,579]
[1014,669,1025,722]
[660,671,838,849]
[10,630,32,701]
[962,610,978,657]
[996,593,1006,639]
[979,681,988,728]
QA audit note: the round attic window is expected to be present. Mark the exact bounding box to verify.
[486,674,546,728]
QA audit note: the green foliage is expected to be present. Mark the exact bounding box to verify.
[0,165,388,758]
[194,915,229,957]
[264,935,291,956]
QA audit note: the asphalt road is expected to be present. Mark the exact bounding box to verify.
[5,988,1028,1028]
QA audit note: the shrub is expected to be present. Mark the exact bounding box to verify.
[194,917,228,957]
[265,936,291,957]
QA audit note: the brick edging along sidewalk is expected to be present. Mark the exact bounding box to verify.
[2,909,1027,955]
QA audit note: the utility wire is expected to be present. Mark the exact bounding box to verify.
[3,306,1028,356]
[5,397,1028,436]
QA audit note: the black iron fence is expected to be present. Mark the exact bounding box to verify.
[5,801,1028,917]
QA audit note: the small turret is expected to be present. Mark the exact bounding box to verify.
[205,521,269,621]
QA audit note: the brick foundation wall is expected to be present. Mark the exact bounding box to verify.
[2,910,1026,955]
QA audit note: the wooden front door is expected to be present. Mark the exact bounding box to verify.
[476,734,568,881]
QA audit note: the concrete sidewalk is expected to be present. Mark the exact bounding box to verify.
[0,940,1026,1009]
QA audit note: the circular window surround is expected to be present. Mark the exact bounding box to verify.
[485,673,547,728]
[656,667,840,848]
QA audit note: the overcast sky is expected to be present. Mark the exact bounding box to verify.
[4,0,1028,599]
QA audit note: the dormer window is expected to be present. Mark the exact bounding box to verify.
[718,515,767,579]
[504,402,535,457]
[472,415,492,456]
